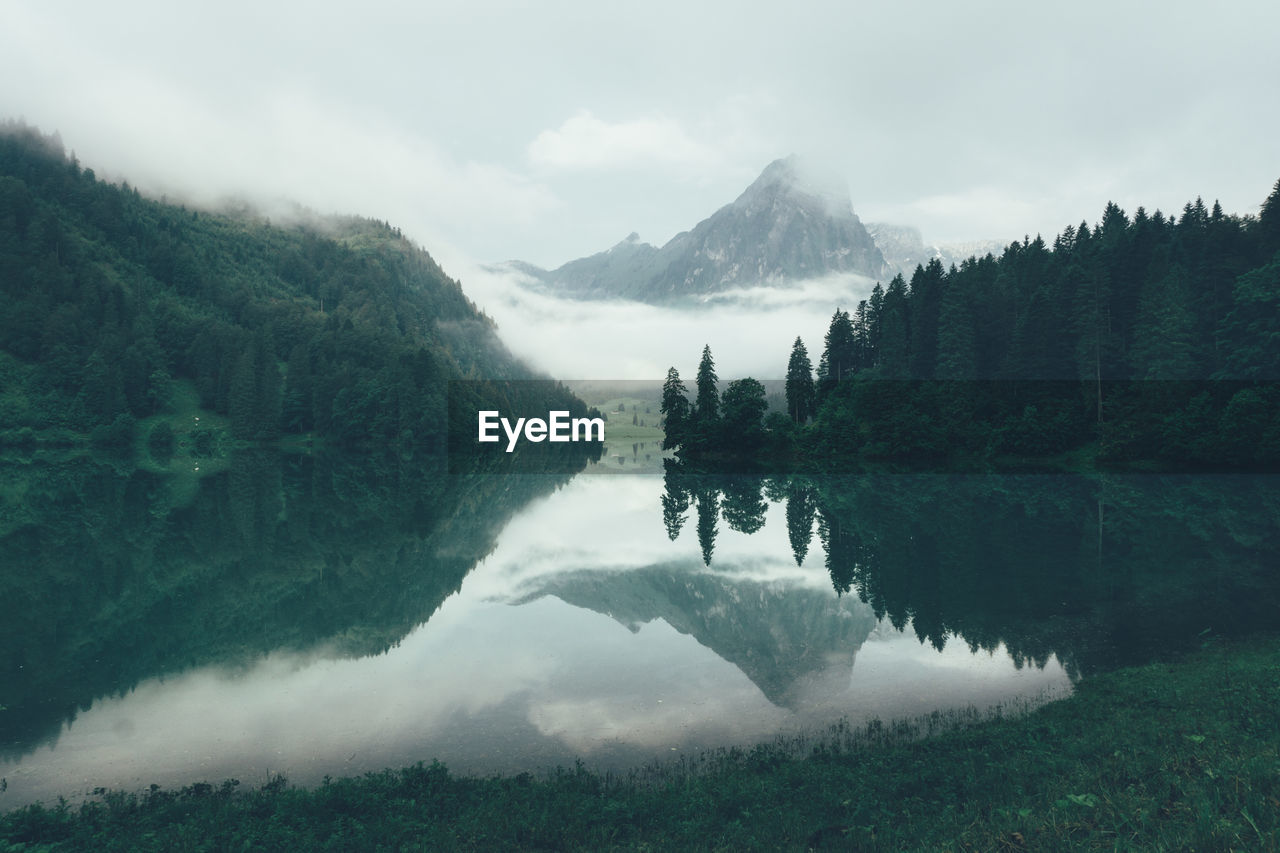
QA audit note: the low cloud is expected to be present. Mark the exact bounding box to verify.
[454,262,880,381]
[528,110,720,172]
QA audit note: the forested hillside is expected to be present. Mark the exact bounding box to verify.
[0,121,586,449]
[663,178,1280,467]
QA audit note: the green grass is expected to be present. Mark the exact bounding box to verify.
[596,397,665,442]
[3,634,1277,850]
[602,421,664,442]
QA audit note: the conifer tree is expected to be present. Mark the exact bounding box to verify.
[878,274,911,377]
[785,337,815,423]
[660,366,690,450]
[907,259,945,379]
[694,345,719,439]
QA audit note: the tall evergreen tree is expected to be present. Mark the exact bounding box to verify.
[878,274,911,377]
[785,337,815,423]
[907,259,945,379]
[693,344,720,438]
[660,366,690,450]
[823,309,857,381]
[935,275,975,380]
[867,283,885,367]
[1260,177,1280,260]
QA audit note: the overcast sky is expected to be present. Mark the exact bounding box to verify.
[4,0,1278,271]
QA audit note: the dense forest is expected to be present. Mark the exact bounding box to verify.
[0,121,592,450]
[664,178,1280,467]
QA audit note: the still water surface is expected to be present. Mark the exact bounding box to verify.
[1,450,1276,807]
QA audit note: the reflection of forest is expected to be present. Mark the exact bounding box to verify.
[660,465,1280,679]
[0,450,583,759]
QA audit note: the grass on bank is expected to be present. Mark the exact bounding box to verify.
[2,634,1277,851]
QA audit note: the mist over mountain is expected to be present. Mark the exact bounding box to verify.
[866,222,1008,276]
[508,156,891,304]
[0,121,593,449]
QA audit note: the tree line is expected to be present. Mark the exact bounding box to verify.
[662,178,1280,467]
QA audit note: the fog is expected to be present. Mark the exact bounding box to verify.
[3,2,1277,271]
[458,262,880,380]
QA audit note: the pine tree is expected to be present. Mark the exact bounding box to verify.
[693,345,720,446]
[908,259,945,379]
[785,337,815,423]
[823,309,856,381]
[935,276,975,379]
[660,366,690,450]
[1260,177,1280,259]
[817,309,856,401]
[867,283,885,367]
[878,274,911,377]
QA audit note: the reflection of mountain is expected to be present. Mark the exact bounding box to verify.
[514,566,879,708]
[0,451,581,758]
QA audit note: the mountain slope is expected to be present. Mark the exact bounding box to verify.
[0,121,590,448]
[511,156,890,303]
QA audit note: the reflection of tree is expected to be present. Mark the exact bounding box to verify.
[695,486,719,566]
[0,450,581,760]
[721,478,766,534]
[816,506,859,600]
[660,469,690,541]
[784,483,815,566]
[657,465,1280,680]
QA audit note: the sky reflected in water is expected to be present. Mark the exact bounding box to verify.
[0,473,1070,807]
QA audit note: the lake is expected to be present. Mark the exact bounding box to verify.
[2,449,1277,808]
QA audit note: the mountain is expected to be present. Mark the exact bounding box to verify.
[0,121,592,450]
[514,564,879,708]
[866,222,1008,276]
[510,156,891,303]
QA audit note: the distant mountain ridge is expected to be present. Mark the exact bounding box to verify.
[866,222,1008,276]
[508,156,892,303]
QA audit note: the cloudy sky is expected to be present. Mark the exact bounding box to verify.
[4,1,1278,268]
[3,1,1278,376]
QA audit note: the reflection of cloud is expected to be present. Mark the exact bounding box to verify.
[2,476,1075,806]
[464,476,828,602]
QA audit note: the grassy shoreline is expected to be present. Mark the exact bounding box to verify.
[2,634,1277,851]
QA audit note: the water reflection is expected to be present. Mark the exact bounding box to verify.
[0,450,582,759]
[2,452,1277,809]
[659,464,1280,675]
